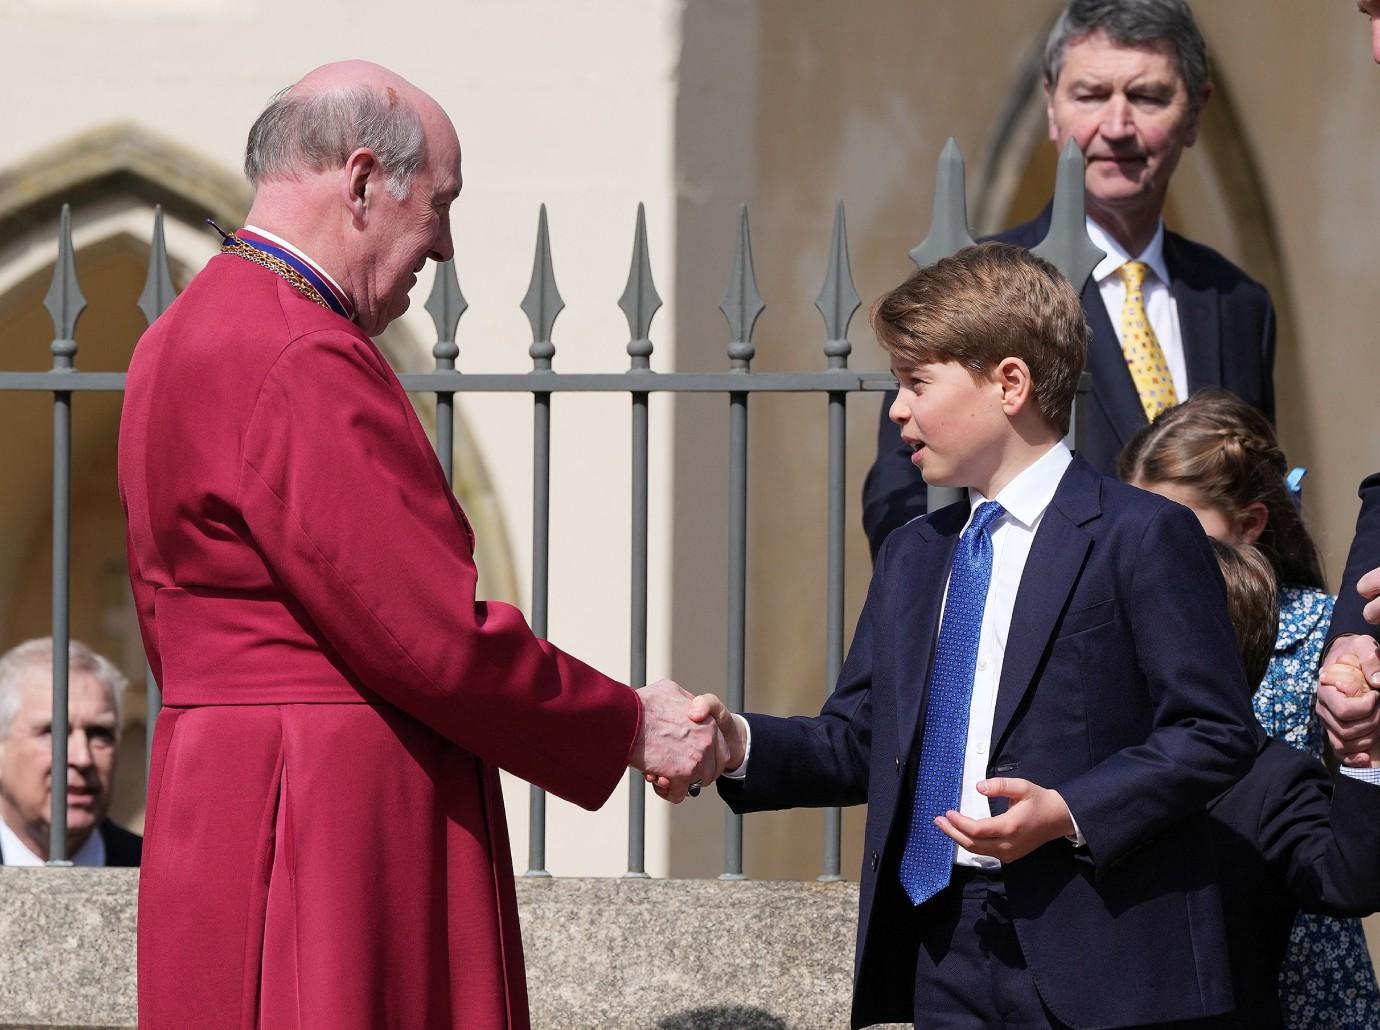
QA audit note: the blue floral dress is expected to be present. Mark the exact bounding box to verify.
[1254,585,1380,1029]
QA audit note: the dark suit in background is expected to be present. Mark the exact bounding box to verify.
[0,820,141,867]
[1208,731,1380,1029]
[722,457,1257,1029]
[862,206,1277,559]
[1327,473,1380,644]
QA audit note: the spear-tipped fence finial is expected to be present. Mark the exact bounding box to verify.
[45,205,85,369]
[619,203,661,371]
[719,205,764,371]
[909,139,975,269]
[426,259,468,370]
[137,206,176,328]
[1031,138,1105,288]
[816,201,859,369]
[521,204,564,370]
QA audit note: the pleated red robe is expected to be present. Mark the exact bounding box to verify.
[118,250,641,1029]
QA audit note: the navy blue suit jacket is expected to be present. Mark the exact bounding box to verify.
[1326,473,1380,644]
[720,456,1258,1029]
[1209,731,1380,1029]
[862,207,1277,560]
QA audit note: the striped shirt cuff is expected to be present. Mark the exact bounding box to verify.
[1340,765,1380,785]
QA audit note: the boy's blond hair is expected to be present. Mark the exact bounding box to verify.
[871,242,1088,434]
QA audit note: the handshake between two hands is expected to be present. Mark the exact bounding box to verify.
[627,680,745,804]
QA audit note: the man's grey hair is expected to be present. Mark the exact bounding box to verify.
[1043,0,1211,104]
[0,638,128,741]
[244,85,427,201]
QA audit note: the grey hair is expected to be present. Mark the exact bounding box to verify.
[1043,0,1211,105]
[244,84,427,201]
[0,638,128,741]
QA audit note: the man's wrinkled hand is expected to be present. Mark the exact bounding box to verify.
[934,778,1075,863]
[630,679,724,803]
[1317,635,1380,767]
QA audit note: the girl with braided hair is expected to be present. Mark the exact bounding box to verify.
[1120,388,1380,1029]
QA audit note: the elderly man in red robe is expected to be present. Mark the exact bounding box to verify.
[119,60,724,1030]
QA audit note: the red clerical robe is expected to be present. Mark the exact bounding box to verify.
[118,248,641,1029]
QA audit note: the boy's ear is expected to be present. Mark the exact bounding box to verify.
[994,357,1035,415]
[1238,500,1269,545]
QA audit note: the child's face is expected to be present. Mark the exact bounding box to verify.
[888,359,1008,490]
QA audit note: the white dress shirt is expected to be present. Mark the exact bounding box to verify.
[725,444,1079,866]
[951,442,1073,866]
[1086,216,1189,401]
[0,815,105,866]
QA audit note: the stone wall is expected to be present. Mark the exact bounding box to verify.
[0,870,886,1029]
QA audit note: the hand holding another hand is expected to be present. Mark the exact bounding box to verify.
[629,679,724,803]
[1316,635,1380,768]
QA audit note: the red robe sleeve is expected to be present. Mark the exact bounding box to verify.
[234,326,641,811]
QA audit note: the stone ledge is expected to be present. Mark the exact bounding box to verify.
[0,869,886,1029]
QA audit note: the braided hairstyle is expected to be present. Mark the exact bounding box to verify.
[1119,389,1325,590]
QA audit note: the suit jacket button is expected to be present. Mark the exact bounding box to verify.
[895,755,902,776]
[870,851,878,872]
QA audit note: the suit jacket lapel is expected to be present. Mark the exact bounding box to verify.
[893,506,964,758]
[990,458,1101,753]
[1165,232,1221,392]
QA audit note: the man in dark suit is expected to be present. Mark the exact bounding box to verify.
[690,244,1256,1028]
[863,0,1276,559]
[0,637,140,867]
[1315,1,1380,770]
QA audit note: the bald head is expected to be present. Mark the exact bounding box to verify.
[242,61,462,336]
[244,61,439,200]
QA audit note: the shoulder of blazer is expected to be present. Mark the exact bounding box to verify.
[986,206,1052,249]
[99,820,143,867]
[1162,228,1270,302]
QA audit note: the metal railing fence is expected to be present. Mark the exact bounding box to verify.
[0,139,1097,875]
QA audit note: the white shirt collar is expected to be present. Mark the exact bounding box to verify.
[0,814,105,866]
[1086,215,1170,288]
[969,442,1074,530]
[242,224,353,315]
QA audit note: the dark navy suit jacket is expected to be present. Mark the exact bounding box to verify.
[862,207,1277,559]
[720,456,1258,1029]
[1327,473,1380,644]
[0,819,141,867]
[1209,731,1380,1029]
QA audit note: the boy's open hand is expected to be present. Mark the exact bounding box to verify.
[934,778,1076,863]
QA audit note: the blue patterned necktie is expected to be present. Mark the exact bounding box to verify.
[898,499,1005,906]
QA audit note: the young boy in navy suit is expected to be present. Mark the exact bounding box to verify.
[685,243,1258,1029]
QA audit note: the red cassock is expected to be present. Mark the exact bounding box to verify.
[118,249,641,1029]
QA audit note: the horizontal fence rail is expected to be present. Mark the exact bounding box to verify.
[6,137,1098,879]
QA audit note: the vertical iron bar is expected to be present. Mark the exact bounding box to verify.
[138,206,176,778]
[626,391,650,877]
[718,204,762,880]
[816,202,858,882]
[723,391,748,879]
[519,207,562,874]
[619,205,660,878]
[526,391,552,876]
[820,391,846,882]
[44,204,84,865]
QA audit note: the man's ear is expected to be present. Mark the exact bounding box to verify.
[995,357,1035,415]
[1238,500,1269,545]
[1044,83,1058,142]
[343,148,378,226]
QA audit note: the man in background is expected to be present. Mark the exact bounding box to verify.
[863,0,1276,558]
[0,637,140,867]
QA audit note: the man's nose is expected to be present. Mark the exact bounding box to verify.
[1100,97,1135,140]
[67,729,93,769]
[430,217,455,264]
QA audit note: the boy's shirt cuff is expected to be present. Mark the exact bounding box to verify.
[720,714,752,780]
[1065,803,1087,848]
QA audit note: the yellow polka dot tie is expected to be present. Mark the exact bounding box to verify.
[1118,261,1179,420]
